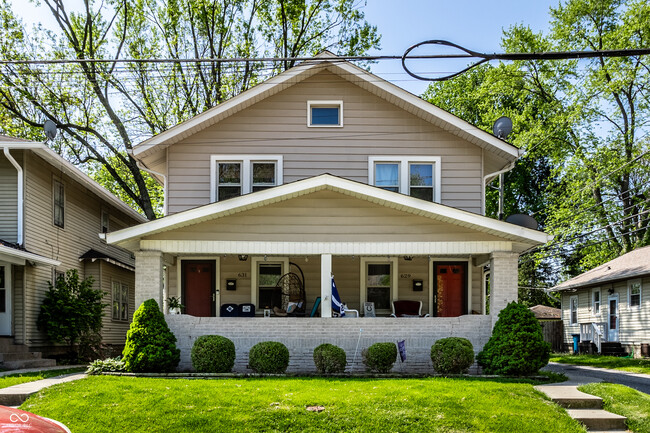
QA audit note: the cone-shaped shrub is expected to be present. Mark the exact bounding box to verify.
[477,301,550,376]
[122,299,180,372]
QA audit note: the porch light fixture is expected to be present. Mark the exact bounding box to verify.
[403,256,413,261]
[608,286,615,295]
[238,255,248,261]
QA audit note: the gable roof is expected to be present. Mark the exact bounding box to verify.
[0,136,147,223]
[529,305,561,320]
[106,173,550,249]
[132,52,520,164]
[551,246,650,291]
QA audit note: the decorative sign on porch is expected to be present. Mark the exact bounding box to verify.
[364,302,376,317]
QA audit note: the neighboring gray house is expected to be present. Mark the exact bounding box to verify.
[106,53,550,372]
[552,246,650,357]
[0,136,146,366]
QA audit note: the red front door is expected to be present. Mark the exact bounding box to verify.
[182,261,214,317]
[434,263,467,317]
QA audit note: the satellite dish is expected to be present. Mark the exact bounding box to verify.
[43,120,58,140]
[505,214,539,230]
[492,116,513,140]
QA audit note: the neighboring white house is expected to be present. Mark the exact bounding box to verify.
[551,246,650,357]
[106,52,551,372]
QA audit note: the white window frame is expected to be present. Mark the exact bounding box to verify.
[210,155,283,203]
[307,100,343,127]
[592,287,601,316]
[628,279,642,309]
[569,295,578,325]
[52,178,65,228]
[368,156,442,203]
[360,257,399,314]
[112,280,129,322]
[251,256,289,312]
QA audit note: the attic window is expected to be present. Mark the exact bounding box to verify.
[308,101,343,127]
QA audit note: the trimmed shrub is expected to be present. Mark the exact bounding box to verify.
[122,299,180,373]
[248,341,289,374]
[86,357,126,375]
[477,301,551,376]
[362,342,397,373]
[430,337,474,375]
[313,343,347,374]
[191,335,236,373]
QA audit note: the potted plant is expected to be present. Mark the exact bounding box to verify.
[167,296,184,314]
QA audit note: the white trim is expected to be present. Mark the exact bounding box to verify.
[569,295,578,325]
[307,100,343,127]
[627,278,642,310]
[607,294,619,342]
[368,156,442,203]
[251,256,289,312]
[360,257,398,314]
[321,254,333,317]
[591,287,601,316]
[209,155,283,203]
[0,244,61,266]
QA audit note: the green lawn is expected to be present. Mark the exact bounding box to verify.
[579,383,650,433]
[0,368,85,389]
[550,354,650,374]
[20,376,586,433]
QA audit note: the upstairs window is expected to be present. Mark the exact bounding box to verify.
[369,157,441,203]
[308,101,343,127]
[53,179,65,228]
[210,156,283,202]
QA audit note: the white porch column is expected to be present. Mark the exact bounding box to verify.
[320,254,332,318]
[135,250,164,311]
[490,251,519,325]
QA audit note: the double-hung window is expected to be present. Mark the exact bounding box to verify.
[369,157,441,202]
[592,288,600,315]
[53,179,65,228]
[112,281,129,321]
[569,295,578,325]
[628,279,641,309]
[210,156,283,202]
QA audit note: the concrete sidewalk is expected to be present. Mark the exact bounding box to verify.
[0,365,86,378]
[0,369,87,406]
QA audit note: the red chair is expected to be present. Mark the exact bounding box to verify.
[390,300,429,318]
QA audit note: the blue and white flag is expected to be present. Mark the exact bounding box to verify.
[331,277,344,317]
[397,340,406,363]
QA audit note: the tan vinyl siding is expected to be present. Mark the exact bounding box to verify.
[167,70,483,215]
[0,150,21,243]
[98,261,135,345]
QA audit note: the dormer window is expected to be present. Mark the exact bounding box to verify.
[210,156,283,202]
[308,101,343,127]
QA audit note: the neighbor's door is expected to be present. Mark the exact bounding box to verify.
[434,262,467,317]
[182,261,215,317]
[607,294,619,342]
[0,263,11,336]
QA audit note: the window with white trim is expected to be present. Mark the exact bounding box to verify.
[366,263,392,310]
[369,156,441,202]
[112,281,129,321]
[53,179,65,228]
[628,279,641,308]
[592,288,600,315]
[569,295,578,325]
[307,101,343,127]
[210,156,283,202]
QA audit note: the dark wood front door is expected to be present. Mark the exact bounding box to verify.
[434,262,468,317]
[182,261,215,317]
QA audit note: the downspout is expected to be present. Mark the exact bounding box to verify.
[481,155,520,217]
[3,147,24,245]
[126,149,167,216]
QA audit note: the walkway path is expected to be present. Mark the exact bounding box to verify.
[0,367,87,406]
[543,362,650,395]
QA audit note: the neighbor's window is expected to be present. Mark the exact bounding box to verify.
[369,157,441,202]
[569,295,578,325]
[592,288,600,315]
[101,210,110,234]
[628,280,641,308]
[53,180,65,228]
[258,263,282,309]
[367,263,392,311]
[308,101,343,127]
[210,156,282,202]
[112,281,129,321]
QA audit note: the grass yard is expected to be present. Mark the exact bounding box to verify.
[0,368,85,389]
[20,376,586,433]
[550,354,650,374]
[579,383,650,433]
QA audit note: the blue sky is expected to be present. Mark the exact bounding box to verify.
[10,0,559,95]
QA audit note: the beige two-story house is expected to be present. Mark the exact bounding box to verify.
[107,53,551,373]
[0,135,146,365]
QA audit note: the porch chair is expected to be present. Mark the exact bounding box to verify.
[390,300,430,318]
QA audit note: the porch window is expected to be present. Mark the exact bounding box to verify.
[53,179,65,228]
[368,157,441,203]
[258,263,282,309]
[628,280,641,308]
[366,263,392,310]
[210,156,283,202]
[569,295,578,325]
[592,288,600,315]
[112,281,129,321]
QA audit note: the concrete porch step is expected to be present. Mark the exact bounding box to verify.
[536,385,603,409]
[566,409,628,431]
[0,351,44,363]
[2,358,57,370]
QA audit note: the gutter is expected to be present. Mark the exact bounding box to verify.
[482,160,517,217]
[126,148,167,215]
[2,147,24,245]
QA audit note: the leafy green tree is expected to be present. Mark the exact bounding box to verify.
[37,269,105,360]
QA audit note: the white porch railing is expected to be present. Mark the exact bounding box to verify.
[579,322,608,353]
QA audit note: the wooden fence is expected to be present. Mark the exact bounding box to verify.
[540,320,564,352]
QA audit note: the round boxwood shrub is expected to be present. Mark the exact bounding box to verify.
[191,335,236,373]
[122,299,180,373]
[430,337,474,375]
[362,342,397,373]
[248,341,290,374]
[477,301,551,376]
[313,343,347,374]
